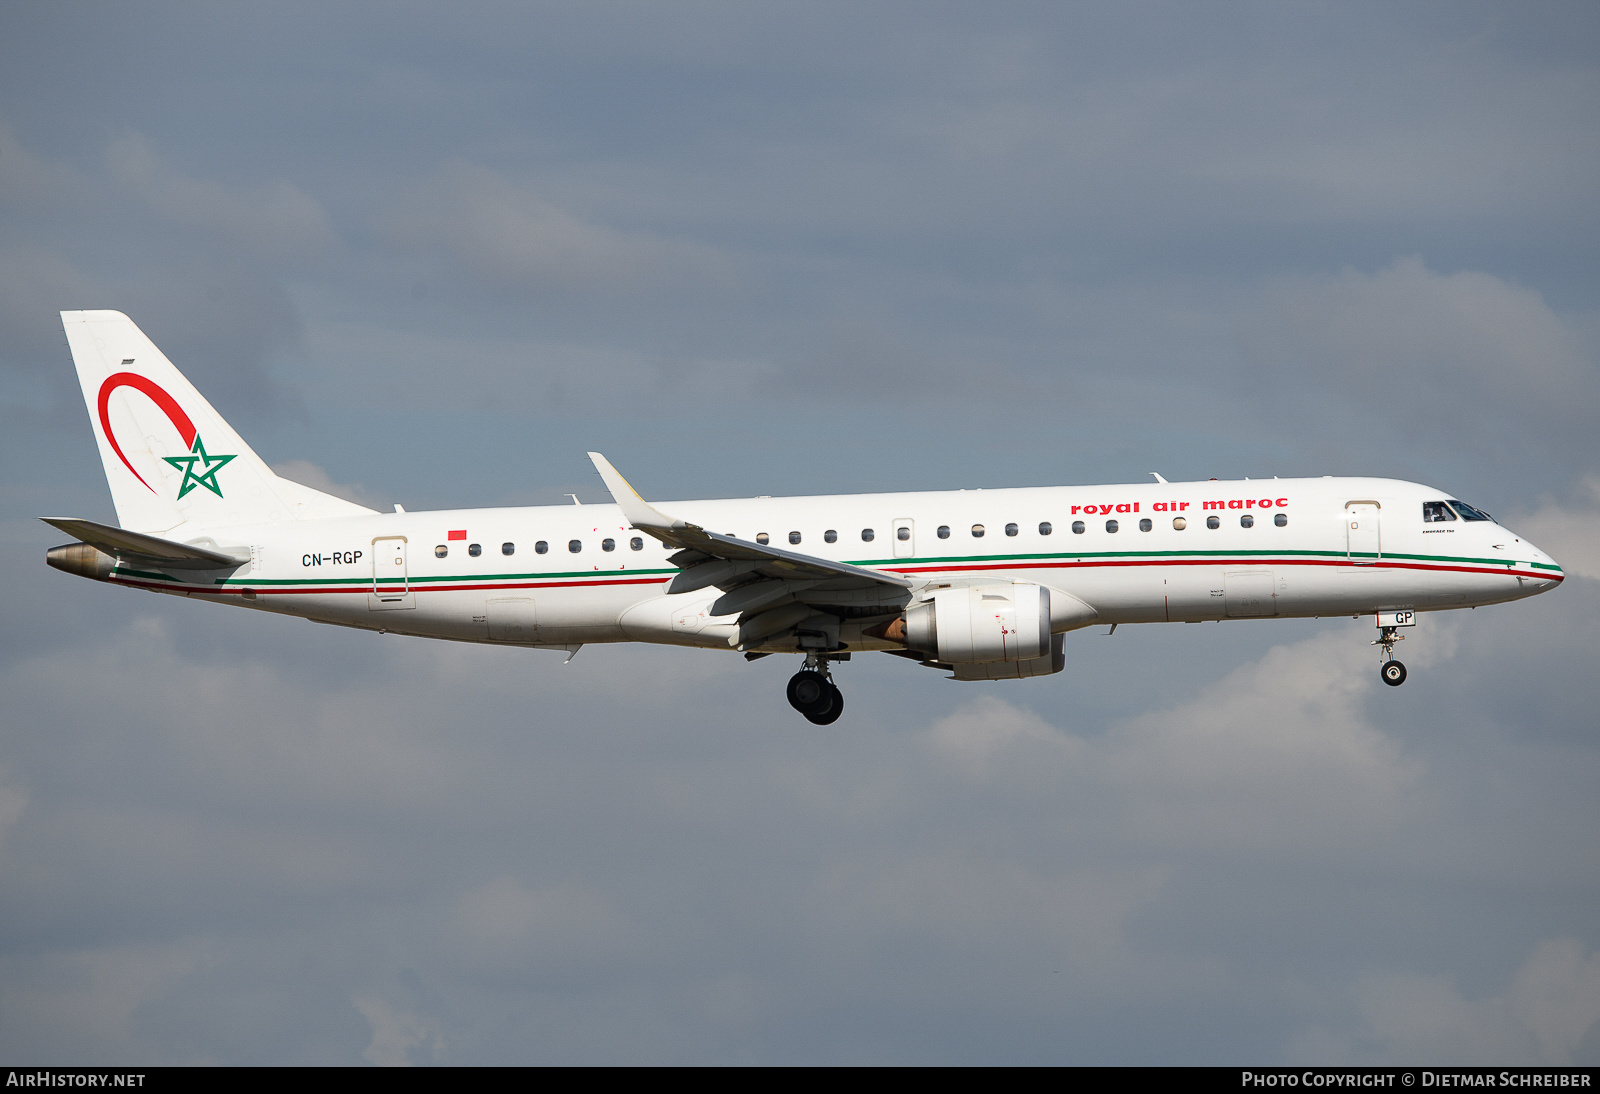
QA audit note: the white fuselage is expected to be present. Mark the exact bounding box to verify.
[101,476,1563,653]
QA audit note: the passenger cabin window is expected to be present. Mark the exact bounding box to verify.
[937,525,951,539]
[602,538,615,552]
[435,545,448,558]
[896,526,910,541]
[1105,519,1119,533]
[568,540,582,553]
[1039,522,1052,535]
[630,537,643,550]
[468,543,482,556]
[1206,516,1220,529]
[1241,515,1254,528]
[1139,518,1152,532]
[789,531,802,544]
[535,541,548,554]
[1005,523,1018,537]
[861,528,875,542]
[1072,521,1085,534]
[1450,501,1493,521]
[1173,517,1187,530]
[971,524,985,538]
[824,529,838,544]
[1423,501,1457,523]
[1274,513,1287,527]
[502,542,515,555]
[756,533,770,545]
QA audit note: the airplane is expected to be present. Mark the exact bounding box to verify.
[43,311,1564,724]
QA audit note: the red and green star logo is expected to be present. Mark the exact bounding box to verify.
[162,434,237,499]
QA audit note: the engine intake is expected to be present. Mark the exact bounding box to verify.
[904,582,1052,664]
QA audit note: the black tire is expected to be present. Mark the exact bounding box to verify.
[1381,660,1407,687]
[787,670,832,716]
[807,684,844,725]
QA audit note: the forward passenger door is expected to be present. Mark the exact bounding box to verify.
[1346,503,1381,564]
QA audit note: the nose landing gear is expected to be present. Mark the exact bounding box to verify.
[1374,625,1407,687]
[787,654,844,724]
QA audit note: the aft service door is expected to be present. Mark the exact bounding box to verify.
[892,518,915,558]
[370,537,414,610]
[1346,503,1381,564]
[487,597,537,641]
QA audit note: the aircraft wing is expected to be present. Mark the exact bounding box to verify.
[39,517,249,569]
[587,453,911,645]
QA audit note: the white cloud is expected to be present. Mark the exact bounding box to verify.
[0,942,206,1062]
[1288,937,1600,1065]
[353,992,440,1066]
[929,695,1079,775]
[105,133,335,260]
[1240,258,1599,451]
[924,625,1429,854]
[377,162,736,294]
[1510,938,1600,1063]
[1512,476,1600,582]
[270,459,383,510]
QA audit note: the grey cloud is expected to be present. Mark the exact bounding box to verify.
[0,114,88,210]
[377,163,737,296]
[450,876,636,976]
[0,247,105,364]
[0,578,1596,1062]
[298,318,775,415]
[105,133,336,261]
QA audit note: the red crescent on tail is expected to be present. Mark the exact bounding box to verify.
[97,373,198,494]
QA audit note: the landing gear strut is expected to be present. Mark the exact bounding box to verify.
[1374,626,1407,687]
[787,653,844,724]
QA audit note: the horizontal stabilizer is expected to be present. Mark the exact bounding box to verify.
[39,517,248,569]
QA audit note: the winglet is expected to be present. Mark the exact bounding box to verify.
[587,452,689,532]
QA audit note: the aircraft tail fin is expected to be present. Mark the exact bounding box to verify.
[60,310,377,534]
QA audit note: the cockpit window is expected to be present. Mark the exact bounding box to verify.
[1422,501,1457,523]
[1448,500,1493,522]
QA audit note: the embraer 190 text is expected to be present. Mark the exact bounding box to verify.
[44,312,1564,723]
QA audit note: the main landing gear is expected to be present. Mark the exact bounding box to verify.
[1374,626,1407,687]
[787,654,845,724]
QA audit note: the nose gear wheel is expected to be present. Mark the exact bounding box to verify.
[1373,625,1408,687]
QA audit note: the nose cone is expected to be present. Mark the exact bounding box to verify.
[1519,536,1564,594]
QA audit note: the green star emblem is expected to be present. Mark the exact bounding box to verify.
[162,434,237,499]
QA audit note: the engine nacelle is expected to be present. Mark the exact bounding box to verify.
[905,582,1052,664]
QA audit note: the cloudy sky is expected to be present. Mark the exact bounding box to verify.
[2,1,1599,1064]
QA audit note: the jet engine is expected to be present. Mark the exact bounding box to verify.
[903,582,1053,664]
